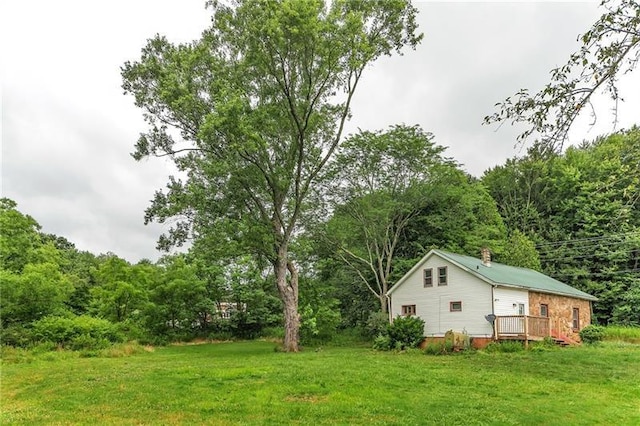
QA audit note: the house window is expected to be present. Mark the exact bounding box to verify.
[423,269,433,287]
[438,266,448,286]
[450,301,462,312]
[540,304,549,317]
[402,305,416,316]
[572,308,580,330]
[518,303,525,315]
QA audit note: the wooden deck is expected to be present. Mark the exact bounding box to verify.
[495,315,550,346]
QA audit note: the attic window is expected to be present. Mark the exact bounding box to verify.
[438,266,448,286]
[423,269,433,287]
[450,301,462,312]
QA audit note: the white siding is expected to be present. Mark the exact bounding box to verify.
[493,287,529,316]
[390,254,493,337]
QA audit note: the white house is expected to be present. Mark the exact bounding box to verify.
[387,249,597,346]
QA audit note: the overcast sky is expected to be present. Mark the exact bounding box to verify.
[2,1,638,262]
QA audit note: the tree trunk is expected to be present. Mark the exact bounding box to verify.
[275,246,299,352]
[379,293,388,314]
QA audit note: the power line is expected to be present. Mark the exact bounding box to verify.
[539,243,638,257]
[550,269,640,279]
[539,245,639,261]
[535,231,640,249]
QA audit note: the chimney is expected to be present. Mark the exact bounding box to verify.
[481,247,491,267]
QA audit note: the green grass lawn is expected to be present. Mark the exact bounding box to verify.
[2,341,640,425]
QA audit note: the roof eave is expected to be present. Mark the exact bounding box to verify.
[494,283,599,301]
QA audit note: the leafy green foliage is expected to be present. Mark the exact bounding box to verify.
[1,249,74,326]
[90,255,150,323]
[299,303,342,344]
[498,230,542,271]
[0,198,42,273]
[372,333,392,351]
[365,311,390,338]
[483,128,640,325]
[320,141,507,325]
[386,315,425,350]
[31,315,124,350]
[322,125,460,312]
[121,0,422,352]
[396,171,507,261]
[580,325,607,344]
[484,0,640,149]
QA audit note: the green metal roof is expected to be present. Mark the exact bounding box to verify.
[432,249,598,301]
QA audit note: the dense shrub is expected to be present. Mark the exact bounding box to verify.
[386,316,425,350]
[365,311,390,338]
[260,327,285,339]
[31,315,124,349]
[68,334,111,351]
[300,304,342,344]
[0,324,34,348]
[115,319,148,342]
[372,333,392,351]
[579,325,606,344]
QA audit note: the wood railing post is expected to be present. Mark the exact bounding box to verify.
[524,316,529,348]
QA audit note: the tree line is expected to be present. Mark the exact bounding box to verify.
[118,0,639,351]
[2,0,638,350]
[1,126,638,349]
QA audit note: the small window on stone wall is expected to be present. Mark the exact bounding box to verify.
[540,304,548,317]
[572,308,580,330]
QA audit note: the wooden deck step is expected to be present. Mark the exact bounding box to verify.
[552,338,571,346]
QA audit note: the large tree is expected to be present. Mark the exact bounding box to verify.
[484,0,639,150]
[322,125,456,312]
[122,0,421,351]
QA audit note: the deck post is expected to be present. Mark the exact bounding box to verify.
[524,316,529,348]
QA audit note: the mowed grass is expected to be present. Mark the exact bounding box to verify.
[2,341,640,425]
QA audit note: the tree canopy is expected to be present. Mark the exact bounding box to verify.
[484,0,640,150]
[122,0,422,351]
[322,125,459,312]
[483,127,640,324]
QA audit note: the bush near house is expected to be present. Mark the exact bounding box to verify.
[373,315,425,351]
[579,325,606,344]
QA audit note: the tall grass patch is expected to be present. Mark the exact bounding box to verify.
[604,326,640,344]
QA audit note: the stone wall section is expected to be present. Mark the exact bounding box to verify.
[528,292,592,341]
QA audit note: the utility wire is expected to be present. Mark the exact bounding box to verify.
[550,269,640,279]
[535,231,640,248]
[540,242,638,252]
[539,245,639,261]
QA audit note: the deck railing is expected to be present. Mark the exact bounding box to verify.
[495,315,550,341]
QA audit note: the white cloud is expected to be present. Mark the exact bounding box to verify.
[2,1,637,261]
